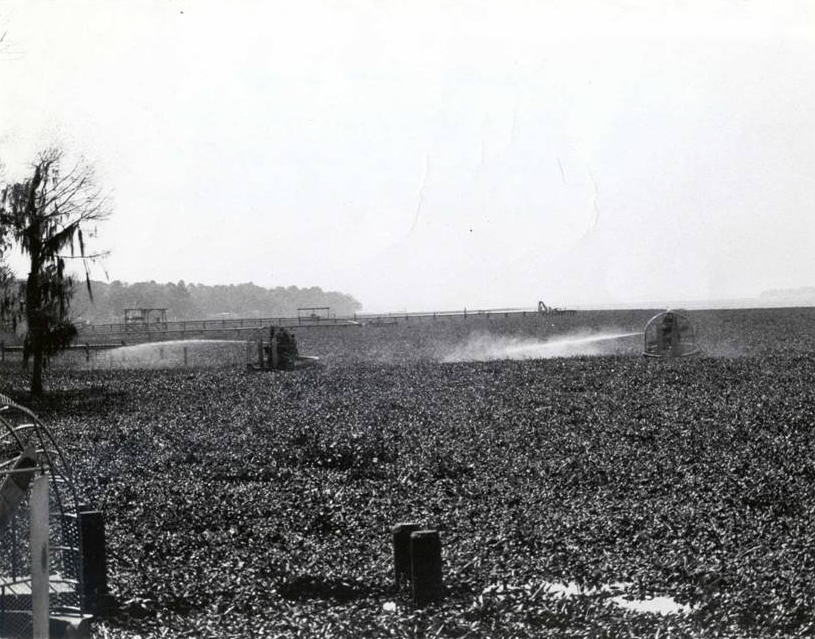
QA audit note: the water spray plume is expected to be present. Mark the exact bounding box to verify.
[90,339,248,370]
[442,331,640,363]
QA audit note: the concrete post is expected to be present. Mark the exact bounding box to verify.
[30,475,49,639]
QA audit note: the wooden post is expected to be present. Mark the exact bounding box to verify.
[183,347,188,367]
[30,475,49,639]
[258,340,264,368]
[270,336,278,370]
[1,341,4,362]
[391,522,421,589]
[85,343,91,362]
[79,510,109,613]
[410,530,443,606]
[63,509,110,614]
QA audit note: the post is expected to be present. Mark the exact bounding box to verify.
[63,509,110,613]
[258,340,264,368]
[410,530,443,606]
[85,343,90,362]
[183,347,188,367]
[1,341,4,362]
[79,510,109,613]
[391,522,421,589]
[270,336,278,370]
[30,475,49,639]
[11,518,17,580]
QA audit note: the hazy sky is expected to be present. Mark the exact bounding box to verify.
[1,1,814,311]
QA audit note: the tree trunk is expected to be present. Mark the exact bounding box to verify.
[30,346,43,396]
[26,244,42,395]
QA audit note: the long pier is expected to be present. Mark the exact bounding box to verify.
[0,306,576,351]
[72,306,569,344]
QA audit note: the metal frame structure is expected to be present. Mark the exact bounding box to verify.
[123,308,167,332]
[0,393,85,637]
[537,301,577,316]
[297,307,330,325]
[643,310,700,358]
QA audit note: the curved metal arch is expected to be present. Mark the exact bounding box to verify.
[643,310,700,358]
[0,393,85,619]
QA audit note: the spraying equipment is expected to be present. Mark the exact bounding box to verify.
[537,301,577,316]
[643,310,699,358]
[249,326,321,371]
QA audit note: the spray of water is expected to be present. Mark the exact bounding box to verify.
[441,330,641,363]
[89,339,249,370]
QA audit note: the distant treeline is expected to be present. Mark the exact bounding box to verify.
[67,280,363,324]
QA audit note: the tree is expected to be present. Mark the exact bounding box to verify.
[0,149,109,395]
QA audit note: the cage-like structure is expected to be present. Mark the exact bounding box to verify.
[123,308,168,332]
[297,307,331,325]
[643,310,699,358]
[0,393,85,638]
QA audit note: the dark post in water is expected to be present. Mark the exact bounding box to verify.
[410,529,443,606]
[391,522,421,589]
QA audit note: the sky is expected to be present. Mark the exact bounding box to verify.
[1,0,814,312]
